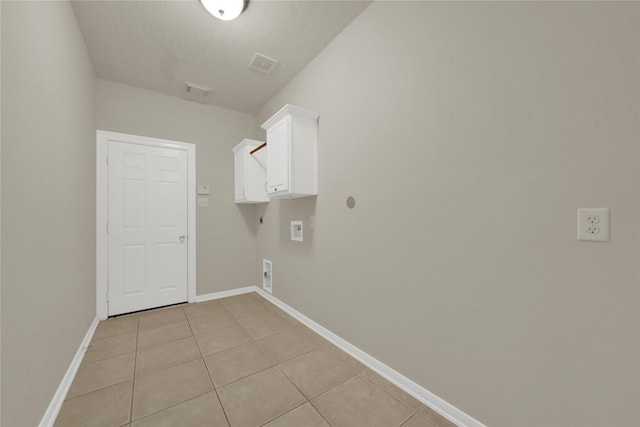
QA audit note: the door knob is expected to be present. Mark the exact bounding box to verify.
[179,234,186,243]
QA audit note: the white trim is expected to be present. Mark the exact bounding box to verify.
[96,130,197,320]
[254,287,486,427]
[96,136,108,320]
[186,144,197,304]
[194,286,257,303]
[39,317,99,427]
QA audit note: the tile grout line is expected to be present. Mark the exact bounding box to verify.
[134,339,201,379]
[130,307,216,424]
[127,305,223,424]
[224,295,386,427]
[304,371,413,427]
[92,314,140,342]
[261,339,320,366]
[212,386,232,427]
[136,318,193,350]
[260,295,420,426]
[82,338,137,365]
[128,307,193,420]
[214,363,276,391]
[76,348,136,370]
[254,328,338,426]
[128,389,216,426]
[272,346,367,427]
[361,370,426,416]
[275,351,345,427]
[359,374,419,426]
[306,398,335,427]
[274,361,322,423]
[256,295,358,426]
[200,301,312,425]
[249,334,314,427]
[129,316,140,425]
[274,360,308,401]
[257,401,311,427]
[186,306,232,427]
[65,353,139,402]
[121,294,418,427]
[60,379,133,406]
[114,294,431,427]
[201,323,321,391]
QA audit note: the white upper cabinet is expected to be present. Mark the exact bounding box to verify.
[232,139,269,204]
[261,105,319,199]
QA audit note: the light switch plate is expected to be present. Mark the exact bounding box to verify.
[577,208,609,242]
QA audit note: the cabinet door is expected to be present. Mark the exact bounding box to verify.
[266,116,289,193]
[234,148,246,201]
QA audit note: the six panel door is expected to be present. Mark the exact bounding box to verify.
[108,141,188,315]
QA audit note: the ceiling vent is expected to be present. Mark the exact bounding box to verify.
[185,81,211,97]
[249,53,278,74]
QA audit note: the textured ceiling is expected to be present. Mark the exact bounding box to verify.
[72,0,371,113]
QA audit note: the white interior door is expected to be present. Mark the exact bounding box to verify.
[108,140,188,315]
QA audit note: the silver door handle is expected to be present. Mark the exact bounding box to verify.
[179,234,186,243]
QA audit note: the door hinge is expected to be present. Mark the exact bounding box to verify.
[106,221,109,234]
[106,154,109,165]
[106,291,109,303]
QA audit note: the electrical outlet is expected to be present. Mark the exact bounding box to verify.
[577,208,609,242]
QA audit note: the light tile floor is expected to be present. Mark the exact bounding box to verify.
[54,292,456,427]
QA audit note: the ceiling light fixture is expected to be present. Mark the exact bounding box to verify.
[200,0,247,21]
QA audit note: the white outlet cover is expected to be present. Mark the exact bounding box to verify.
[291,220,303,242]
[263,259,272,294]
[577,208,609,242]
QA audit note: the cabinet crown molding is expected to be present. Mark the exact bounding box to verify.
[261,104,319,130]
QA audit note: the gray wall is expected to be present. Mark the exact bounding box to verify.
[1,2,97,426]
[96,79,259,296]
[255,2,640,426]
[1,1,3,420]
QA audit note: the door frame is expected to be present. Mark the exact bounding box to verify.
[96,130,197,320]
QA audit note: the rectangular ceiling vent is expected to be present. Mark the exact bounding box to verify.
[185,81,211,97]
[249,53,278,74]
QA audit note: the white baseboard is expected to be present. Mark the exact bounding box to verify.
[254,287,486,427]
[39,316,99,427]
[194,286,257,303]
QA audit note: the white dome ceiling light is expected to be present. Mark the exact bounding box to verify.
[200,0,247,21]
